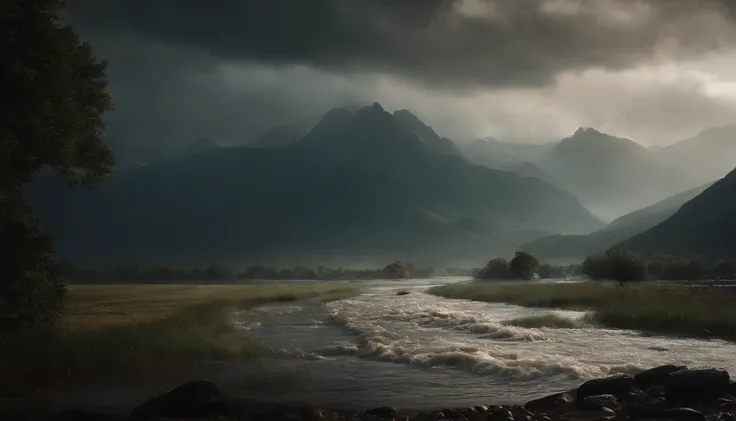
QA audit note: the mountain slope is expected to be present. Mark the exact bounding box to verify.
[247,124,307,148]
[25,104,602,267]
[521,183,713,262]
[659,124,736,184]
[620,168,736,259]
[463,138,553,170]
[393,109,462,157]
[536,128,697,220]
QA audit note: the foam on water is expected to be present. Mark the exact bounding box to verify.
[323,284,736,381]
[228,278,736,408]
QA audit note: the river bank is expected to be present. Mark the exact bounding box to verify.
[428,282,736,340]
[0,284,358,397]
[27,365,736,421]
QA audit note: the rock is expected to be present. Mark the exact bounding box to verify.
[623,389,646,404]
[396,291,411,296]
[633,400,670,419]
[668,408,707,421]
[646,386,667,398]
[579,395,621,411]
[131,380,225,418]
[525,392,575,412]
[666,368,730,403]
[635,365,683,389]
[577,374,635,400]
[473,405,489,413]
[365,406,398,418]
[729,380,736,396]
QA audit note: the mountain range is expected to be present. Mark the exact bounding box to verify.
[25,103,601,268]
[657,124,736,184]
[621,168,736,260]
[521,182,714,262]
[23,101,736,266]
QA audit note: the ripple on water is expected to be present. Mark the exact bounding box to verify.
[231,279,736,409]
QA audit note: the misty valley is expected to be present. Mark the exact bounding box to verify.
[5,1,736,421]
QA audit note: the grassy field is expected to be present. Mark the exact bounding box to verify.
[429,282,736,340]
[0,284,357,396]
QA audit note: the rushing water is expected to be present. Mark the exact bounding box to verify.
[227,278,736,410]
[38,278,736,415]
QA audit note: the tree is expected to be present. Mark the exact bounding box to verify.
[713,260,736,280]
[582,254,608,281]
[383,261,415,279]
[476,258,510,280]
[509,251,540,280]
[1,0,114,328]
[605,248,646,286]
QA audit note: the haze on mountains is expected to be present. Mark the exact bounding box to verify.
[621,168,736,260]
[26,103,602,267]
[522,182,715,263]
[23,0,736,267]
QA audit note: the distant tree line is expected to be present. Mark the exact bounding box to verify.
[475,251,582,281]
[66,261,434,284]
[582,248,736,285]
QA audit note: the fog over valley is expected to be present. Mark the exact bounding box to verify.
[5,2,736,418]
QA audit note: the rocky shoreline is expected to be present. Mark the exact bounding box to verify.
[12,366,736,421]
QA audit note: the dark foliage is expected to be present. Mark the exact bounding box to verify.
[1,0,113,328]
[66,263,434,283]
[509,251,541,280]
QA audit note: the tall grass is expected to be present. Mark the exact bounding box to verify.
[0,284,357,396]
[429,283,736,340]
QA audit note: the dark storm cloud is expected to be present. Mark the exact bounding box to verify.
[67,0,736,88]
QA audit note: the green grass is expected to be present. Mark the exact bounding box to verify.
[502,314,578,329]
[429,282,736,340]
[0,284,357,396]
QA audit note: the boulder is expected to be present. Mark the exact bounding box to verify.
[578,395,621,411]
[577,374,635,400]
[365,406,398,418]
[666,368,730,403]
[632,398,669,419]
[396,291,411,296]
[635,365,684,389]
[668,408,707,421]
[131,380,225,418]
[524,392,574,412]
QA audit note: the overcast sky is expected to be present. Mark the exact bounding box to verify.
[65,0,736,161]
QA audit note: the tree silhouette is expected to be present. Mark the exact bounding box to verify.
[1,0,113,328]
[604,248,646,286]
[509,251,540,280]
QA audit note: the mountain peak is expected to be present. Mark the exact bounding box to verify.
[573,127,603,137]
[394,109,419,121]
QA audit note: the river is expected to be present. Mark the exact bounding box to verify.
[39,277,736,414]
[223,277,736,410]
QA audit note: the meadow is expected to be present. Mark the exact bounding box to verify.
[0,284,357,396]
[429,282,736,339]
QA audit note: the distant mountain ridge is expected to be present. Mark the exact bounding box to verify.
[521,182,714,262]
[659,124,736,185]
[621,167,736,260]
[26,103,602,267]
[535,127,697,220]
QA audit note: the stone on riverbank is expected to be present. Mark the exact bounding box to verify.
[666,368,730,403]
[576,374,635,400]
[35,366,736,421]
